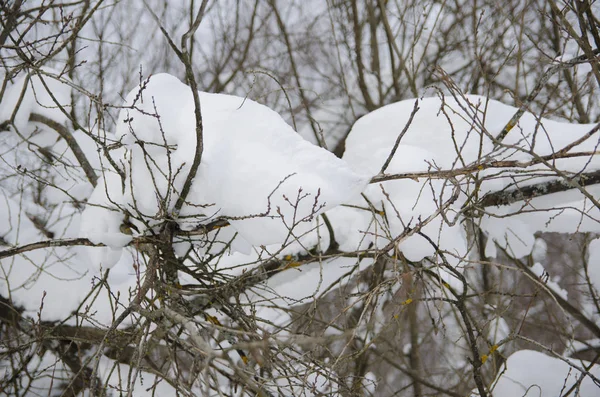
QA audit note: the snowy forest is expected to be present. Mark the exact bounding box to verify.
[1,0,600,396]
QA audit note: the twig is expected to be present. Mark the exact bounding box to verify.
[29,112,98,186]
[0,221,227,260]
[477,169,600,208]
[379,99,420,174]
[494,49,600,145]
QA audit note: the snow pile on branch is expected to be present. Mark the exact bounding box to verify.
[81,73,368,266]
[243,93,600,334]
[337,94,600,261]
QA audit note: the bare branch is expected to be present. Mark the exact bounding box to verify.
[477,168,600,208]
[29,112,98,186]
[379,99,419,174]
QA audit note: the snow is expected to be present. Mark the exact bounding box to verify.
[342,94,600,261]
[80,172,130,268]
[1,240,143,323]
[253,256,373,303]
[344,96,495,174]
[5,80,598,325]
[480,185,600,258]
[363,371,378,394]
[565,339,600,357]
[244,256,373,326]
[489,349,600,397]
[4,5,600,397]
[3,67,600,396]
[0,69,71,132]
[531,237,548,263]
[0,192,40,245]
[481,215,535,259]
[531,262,568,300]
[0,71,370,323]
[1,350,179,397]
[486,315,510,344]
[83,73,368,255]
[0,76,141,320]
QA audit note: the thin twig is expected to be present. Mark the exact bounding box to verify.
[29,112,98,186]
[494,49,600,145]
[379,99,420,174]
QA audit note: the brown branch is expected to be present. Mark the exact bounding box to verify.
[379,99,419,175]
[0,220,228,260]
[499,245,600,340]
[371,150,600,184]
[142,0,207,215]
[0,0,24,47]
[477,168,600,208]
[350,0,376,111]
[0,237,100,259]
[29,112,98,186]
[180,0,209,52]
[416,232,488,397]
[173,63,204,214]
[373,349,463,397]
[375,0,419,98]
[268,0,327,148]
[494,48,600,145]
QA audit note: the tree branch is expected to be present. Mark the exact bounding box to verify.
[494,48,600,145]
[29,112,98,186]
[0,220,228,260]
[477,168,600,208]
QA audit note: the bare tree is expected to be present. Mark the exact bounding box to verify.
[1,1,600,396]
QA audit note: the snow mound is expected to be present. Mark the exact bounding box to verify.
[342,94,600,261]
[82,73,368,255]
